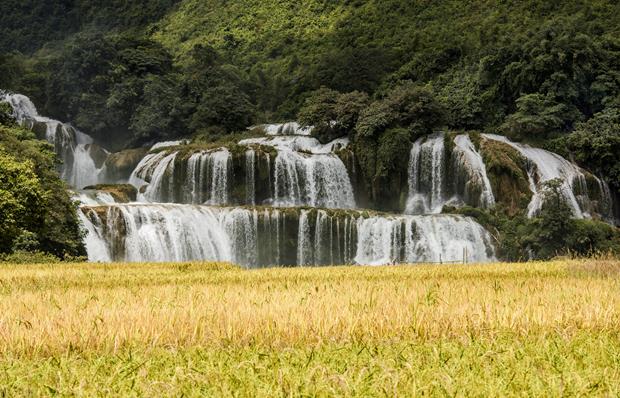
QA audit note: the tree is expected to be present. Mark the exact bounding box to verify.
[298,88,369,142]
[523,178,575,259]
[0,153,45,252]
[564,108,620,191]
[356,82,446,140]
[501,94,569,139]
[0,114,85,258]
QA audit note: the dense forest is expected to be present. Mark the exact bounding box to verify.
[1,0,620,260]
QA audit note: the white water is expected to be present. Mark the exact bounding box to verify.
[239,136,349,154]
[406,133,446,214]
[272,149,355,208]
[239,135,355,208]
[483,134,613,220]
[74,191,117,206]
[453,134,496,209]
[78,209,112,262]
[245,149,256,205]
[2,93,107,188]
[406,133,496,214]
[129,149,231,205]
[80,204,495,266]
[185,149,231,205]
[251,122,313,136]
[297,210,313,265]
[354,214,494,265]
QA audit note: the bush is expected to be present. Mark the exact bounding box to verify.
[356,82,446,140]
[0,251,60,264]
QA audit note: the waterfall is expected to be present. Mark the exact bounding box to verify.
[273,149,355,208]
[252,122,313,136]
[452,135,495,209]
[130,149,231,205]
[297,210,313,266]
[221,208,259,267]
[74,191,117,206]
[482,134,614,221]
[239,136,349,154]
[354,215,495,265]
[245,149,256,205]
[240,136,354,208]
[77,209,112,262]
[406,133,496,214]
[1,93,108,188]
[79,204,496,266]
[130,151,179,202]
[185,149,231,205]
[405,133,447,214]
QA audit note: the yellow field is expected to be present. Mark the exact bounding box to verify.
[1,260,619,396]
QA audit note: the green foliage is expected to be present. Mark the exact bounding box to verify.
[561,108,620,190]
[298,88,370,143]
[356,83,446,140]
[500,94,570,140]
[2,0,619,166]
[0,250,61,264]
[0,120,85,259]
[0,0,179,54]
[523,179,576,259]
[460,180,620,261]
[0,152,45,252]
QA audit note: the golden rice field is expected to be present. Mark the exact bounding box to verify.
[0,260,619,396]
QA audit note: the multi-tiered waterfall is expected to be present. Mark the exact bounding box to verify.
[3,93,616,266]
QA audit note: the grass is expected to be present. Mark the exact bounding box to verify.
[0,260,619,396]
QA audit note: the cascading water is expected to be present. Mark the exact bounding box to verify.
[353,215,493,265]
[406,133,495,214]
[452,135,495,209]
[272,149,355,208]
[241,136,355,208]
[1,93,108,188]
[251,122,313,136]
[245,149,256,205]
[130,149,231,205]
[406,133,447,214]
[482,134,614,221]
[80,204,496,266]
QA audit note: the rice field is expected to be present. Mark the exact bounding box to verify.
[0,260,619,396]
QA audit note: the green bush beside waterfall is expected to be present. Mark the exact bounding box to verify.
[0,105,85,260]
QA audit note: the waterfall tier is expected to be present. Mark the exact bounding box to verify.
[250,122,313,136]
[129,141,355,209]
[1,93,108,188]
[80,204,496,266]
[483,134,614,221]
[406,133,495,214]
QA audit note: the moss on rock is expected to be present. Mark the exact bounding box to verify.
[83,184,138,203]
[480,138,532,215]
